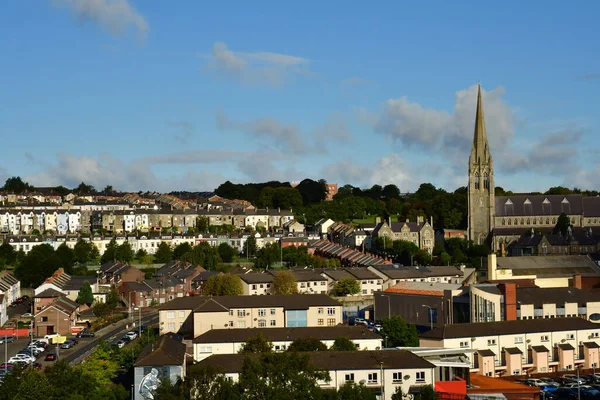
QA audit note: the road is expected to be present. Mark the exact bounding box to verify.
[1,309,158,368]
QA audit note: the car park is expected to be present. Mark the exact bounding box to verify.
[0,336,15,344]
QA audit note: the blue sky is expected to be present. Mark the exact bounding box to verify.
[1,1,599,193]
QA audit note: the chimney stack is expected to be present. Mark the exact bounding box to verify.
[499,283,517,321]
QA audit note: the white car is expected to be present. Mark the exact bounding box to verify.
[20,313,33,318]
[125,331,137,340]
[8,355,35,364]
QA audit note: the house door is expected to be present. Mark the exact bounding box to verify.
[46,326,55,335]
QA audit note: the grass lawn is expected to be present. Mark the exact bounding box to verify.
[351,215,398,225]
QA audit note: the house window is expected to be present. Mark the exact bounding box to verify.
[237,310,246,317]
[166,312,175,319]
[345,373,355,382]
[327,318,336,326]
[566,334,575,340]
[392,372,403,383]
[327,307,336,315]
[487,339,496,345]
[167,323,176,330]
[270,309,276,315]
[258,309,266,317]
[237,321,246,328]
[514,337,523,344]
[416,371,425,382]
[178,311,185,318]
[258,319,266,327]
[270,320,276,326]
[318,308,324,314]
[318,319,324,326]
[252,284,257,290]
[460,341,469,348]
[229,310,234,316]
[41,316,48,322]
[541,335,549,342]
[513,369,520,375]
[368,373,378,384]
[198,346,212,353]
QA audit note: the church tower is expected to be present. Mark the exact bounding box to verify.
[468,84,495,245]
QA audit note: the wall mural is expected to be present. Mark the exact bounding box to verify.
[139,367,169,399]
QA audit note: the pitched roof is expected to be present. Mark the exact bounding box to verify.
[193,325,381,343]
[237,272,274,284]
[198,349,434,373]
[495,255,600,277]
[477,349,495,357]
[420,318,598,340]
[495,194,583,217]
[159,294,341,311]
[504,347,522,355]
[134,333,187,367]
[531,345,548,353]
[35,288,65,298]
[516,287,600,307]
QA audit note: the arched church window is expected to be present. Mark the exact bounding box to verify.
[474,173,480,189]
[526,219,530,225]
[508,219,512,226]
[533,218,536,225]
[520,219,524,225]
[539,218,543,224]
[502,219,505,226]
[546,218,550,225]
[483,173,489,190]
[514,219,518,225]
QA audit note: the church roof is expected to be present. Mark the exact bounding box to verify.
[495,194,583,217]
[470,83,491,164]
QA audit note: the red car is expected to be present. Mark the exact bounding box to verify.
[44,353,58,361]
[0,363,14,370]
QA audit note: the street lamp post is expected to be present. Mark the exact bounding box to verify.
[422,305,434,330]
[381,294,391,348]
[128,292,132,323]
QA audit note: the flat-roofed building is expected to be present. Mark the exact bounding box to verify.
[192,325,382,361]
[419,317,600,377]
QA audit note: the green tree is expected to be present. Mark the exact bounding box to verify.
[0,243,17,265]
[196,216,209,233]
[135,248,148,260]
[239,352,329,400]
[391,385,438,400]
[271,271,298,295]
[330,337,357,351]
[287,337,327,352]
[242,236,257,257]
[106,286,120,311]
[75,182,95,194]
[76,281,94,306]
[295,178,328,205]
[173,242,193,260]
[239,333,273,354]
[553,212,571,236]
[2,176,33,193]
[116,241,134,262]
[336,382,377,400]
[102,185,114,194]
[332,277,360,296]
[218,242,236,263]
[55,242,75,274]
[204,274,243,296]
[382,315,419,347]
[155,364,239,400]
[77,340,119,386]
[254,242,280,268]
[74,239,95,264]
[272,187,303,210]
[15,244,62,287]
[154,241,173,263]
[100,238,118,263]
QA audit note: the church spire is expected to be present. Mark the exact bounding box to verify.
[471,83,489,163]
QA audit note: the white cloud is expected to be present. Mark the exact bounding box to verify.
[51,0,148,41]
[204,42,313,86]
[217,110,352,154]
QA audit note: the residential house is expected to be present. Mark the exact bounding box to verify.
[372,216,435,254]
[287,270,328,294]
[368,264,475,290]
[419,318,600,376]
[33,288,65,313]
[120,277,187,307]
[99,260,144,285]
[314,218,335,237]
[238,272,274,295]
[191,271,221,295]
[134,333,187,400]
[158,294,343,339]
[0,270,20,305]
[155,260,205,293]
[283,219,305,234]
[193,325,382,361]
[310,239,390,267]
[34,268,99,302]
[320,268,383,295]
[280,236,308,248]
[0,294,7,327]
[199,350,435,400]
[33,295,79,336]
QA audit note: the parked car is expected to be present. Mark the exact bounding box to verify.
[60,341,74,349]
[77,330,95,338]
[527,378,547,387]
[20,348,42,357]
[115,340,126,349]
[539,378,560,387]
[120,336,131,343]
[539,384,558,393]
[8,354,34,364]
[555,387,579,399]
[31,340,48,350]
[44,353,58,361]
[0,363,14,370]
[31,362,42,370]
[0,336,15,344]
[563,375,586,385]
[20,313,33,318]
[44,333,60,341]
[124,331,137,341]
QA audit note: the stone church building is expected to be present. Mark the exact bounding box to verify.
[467,85,600,251]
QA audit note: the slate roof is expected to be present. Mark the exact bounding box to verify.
[495,195,583,217]
[35,288,65,298]
[193,325,380,343]
[504,347,522,355]
[558,343,575,351]
[420,318,598,340]
[477,349,495,357]
[370,265,464,280]
[159,294,341,311]
[495,255,600,277]
[237,272,274,284]
[531,345,549,353]
[516,287,600,307]
[198,349,434,373]
[134,333,187,367]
